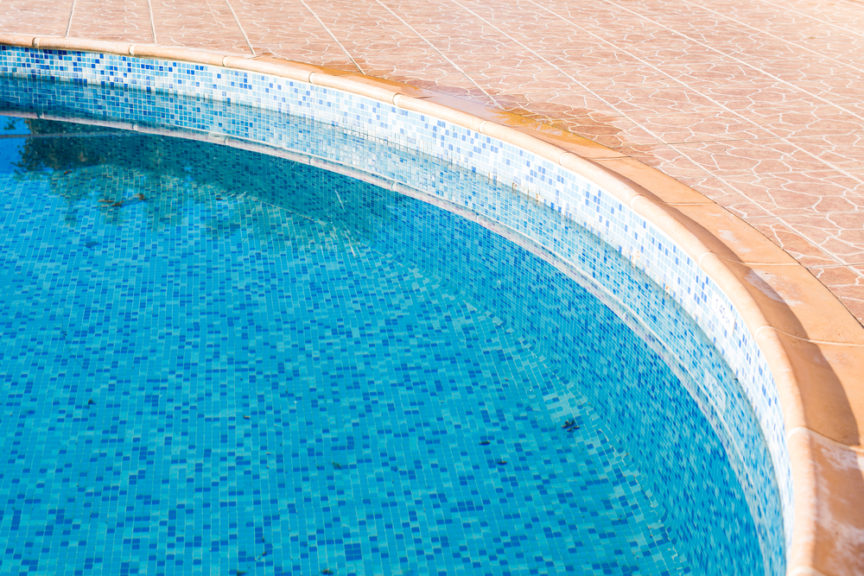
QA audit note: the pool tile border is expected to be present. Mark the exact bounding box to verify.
[1,33,862,576]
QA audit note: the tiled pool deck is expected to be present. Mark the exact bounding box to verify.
[1,0,864,574]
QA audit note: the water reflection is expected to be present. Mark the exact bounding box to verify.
[0,72,784,573]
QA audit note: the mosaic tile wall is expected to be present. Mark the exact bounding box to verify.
[0,124,774,573]
[0,45,791,563]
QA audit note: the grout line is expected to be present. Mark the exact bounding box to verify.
[756,324,864,349]
[447,0,748,175]
[146,0,157,44]
[772,326,864,347]
[223,0,255,56]
[759,0,864,40]
[65,0,78,38]
[809,261,864,269]
[445,0,645,133]
[682,0,864,77]
[373,0,501,107]
[0,131,137,140]
[599,0,864,125]
[786,426,864,453]
[296,0,365,74]
[519,0,864,271]
[659,137,790,145]
[709,252,847,268]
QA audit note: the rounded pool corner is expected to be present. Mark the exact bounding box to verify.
[1,35,864,576]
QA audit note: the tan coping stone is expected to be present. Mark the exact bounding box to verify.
[308,72,402,106]
[630,194,713,262]
[478,120,570,165]
[489,115,629,161]
[558,153,644,206]
[672,203,806,266]
[0,33,37,48]
[1,40,863,575]
[393,94,486,133]
[787,426,821,576]
[773,332,864,446]
[695,250,808,400]
[787,429,864,576]
[129,43,226,67]
[222,55,312,83]
[31,36,133,56]
[333,73,426,98]
[755,327,808,436]
[788,568,826,576]
[238,58,379,85]
[250,56,355,78]
[408,91,507,125]
[703,258,864,347]
[594,156,715,205]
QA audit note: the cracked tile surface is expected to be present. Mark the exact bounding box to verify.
[1,0,862,322]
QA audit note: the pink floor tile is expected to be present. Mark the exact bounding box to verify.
[69,0,154,43]
[0,0,74,37]
[151,0,251,53]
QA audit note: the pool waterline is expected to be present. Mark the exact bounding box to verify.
[3,38,856,572]
[1,114,777,574]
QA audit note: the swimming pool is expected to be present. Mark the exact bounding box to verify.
[0,44,790,574]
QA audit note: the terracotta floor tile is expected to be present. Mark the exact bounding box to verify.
[228,0,354,68]
[765,216,864,264]
[0,0,74,37]
[629,144,717,179]
[750,0,864,40]
[811,266,864,319]
[151,0,250,54]
[618,106,769,144]
[719,170,864,215]
[70,0,153,43]
[838,297,864,325]
[671,139,840,175]
[677,0,864,66]
[730,106,864,148]
[745,215,848,268]
[813,266,864,290]
[678,174,780,220]
[602,0,864,72]
[533,0,864,127]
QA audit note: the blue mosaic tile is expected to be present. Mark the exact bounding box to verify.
[0,123,772,575]
[0,45,788,574]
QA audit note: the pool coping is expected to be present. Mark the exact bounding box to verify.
[2,33,863,576]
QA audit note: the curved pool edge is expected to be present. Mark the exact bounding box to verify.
[1,33,863,576]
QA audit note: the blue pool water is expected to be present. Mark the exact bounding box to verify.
[0,110,775,575]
